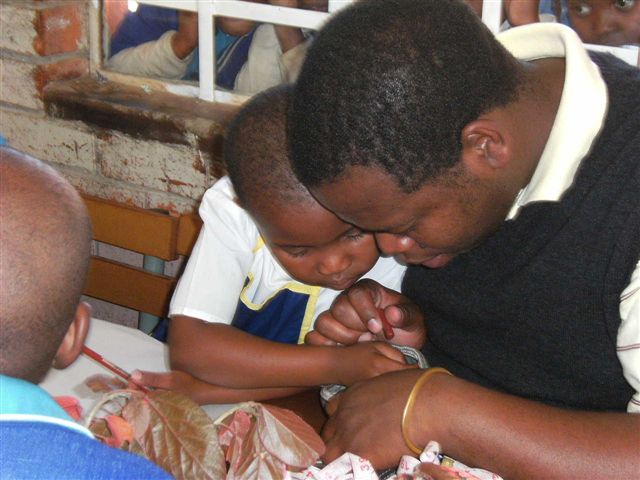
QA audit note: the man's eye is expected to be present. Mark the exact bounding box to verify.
[287,249,308,258]
[614,0,635,11]
[346,231,365,241]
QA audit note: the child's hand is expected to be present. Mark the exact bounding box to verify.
[129,369,212,405]
[306,279,426,349]
[334,342,416,386]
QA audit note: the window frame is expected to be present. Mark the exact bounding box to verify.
[91,0,345,104]
[89,0,638,106]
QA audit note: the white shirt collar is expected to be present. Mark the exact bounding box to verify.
[496,24,608,220]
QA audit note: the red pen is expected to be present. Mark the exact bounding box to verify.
[82,345,150,393]
[377,308,395,340]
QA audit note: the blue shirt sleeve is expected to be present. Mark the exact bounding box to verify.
[110,5,179,57]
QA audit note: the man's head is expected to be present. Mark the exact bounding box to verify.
[0,148,92,383]
[224,85,380,290]
[290,0,523,193]
[290,0,532,268]
[567,0,640,46]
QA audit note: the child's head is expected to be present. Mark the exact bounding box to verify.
[567,0,640,46]
[0,147,92,383]
[224,85,380,291]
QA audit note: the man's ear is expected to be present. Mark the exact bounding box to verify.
[52,301,91,370]
[460,120,511,176]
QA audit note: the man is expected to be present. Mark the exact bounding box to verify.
[289,0,639,478]
[0,147,171,479]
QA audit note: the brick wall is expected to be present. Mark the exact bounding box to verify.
[0,0,233,216]
[1,0,236,328]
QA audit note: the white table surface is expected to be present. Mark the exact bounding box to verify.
[40,318,236,421]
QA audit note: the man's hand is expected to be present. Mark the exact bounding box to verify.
[322,369,425,469]
[306,279,426,348]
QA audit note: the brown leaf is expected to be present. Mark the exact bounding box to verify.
[122,390,225,480]
[88,418,112,442]
[85,374,127,393]
[258,404,325,469]
[218,409,254,467]
[104,415,134,448]
[54,396,83,421]
[228,448,286,480]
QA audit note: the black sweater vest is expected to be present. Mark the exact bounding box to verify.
[403,53,640,411]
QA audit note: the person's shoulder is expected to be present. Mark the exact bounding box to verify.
[0,419,172,479]
[201,176,246,217]
[199,176,261,244]
[249,23,280,48]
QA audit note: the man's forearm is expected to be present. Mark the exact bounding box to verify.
[416,374,640,479]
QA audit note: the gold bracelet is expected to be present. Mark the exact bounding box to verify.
[401,367,453,455]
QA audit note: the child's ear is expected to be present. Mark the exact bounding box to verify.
[52,301,91,370]
[460,119,510,176]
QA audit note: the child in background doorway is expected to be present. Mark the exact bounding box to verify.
[566,0,640,46]
[130,85,410,404]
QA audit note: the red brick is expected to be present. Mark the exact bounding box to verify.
[33,4,85,56]
[34,57,89,97]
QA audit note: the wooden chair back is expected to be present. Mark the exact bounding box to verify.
[81,195,202,321]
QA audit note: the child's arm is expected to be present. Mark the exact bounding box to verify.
[169,315,414,389]
[130,369,307,405]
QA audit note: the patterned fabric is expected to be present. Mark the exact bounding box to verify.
[216,30,256,89]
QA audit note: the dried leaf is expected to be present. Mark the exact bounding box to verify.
[85,374,127,393]
[258,404,325,469]
[54,395,83,421]
[228,448,286,480]
[88,418,111,441]
[218,409,255,467]
[104,415,134,448]
[122,390,225,480]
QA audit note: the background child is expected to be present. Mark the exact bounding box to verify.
[0,147,171,479]
[131,85,410,404]
[566,0,640,46]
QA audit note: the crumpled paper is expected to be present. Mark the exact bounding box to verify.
[288,441,502,480]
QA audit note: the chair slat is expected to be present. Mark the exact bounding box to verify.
[83,195,179,261]
[84,257,177,318]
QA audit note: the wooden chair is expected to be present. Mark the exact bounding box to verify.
[81,195,202,334]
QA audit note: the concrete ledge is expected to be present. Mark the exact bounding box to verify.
[43,75,239,169]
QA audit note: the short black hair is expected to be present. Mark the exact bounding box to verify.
[0,147,92,382]
[290,0,523,192]
[224,84,315,210]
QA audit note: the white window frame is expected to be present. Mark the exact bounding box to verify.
[90,0,348,104]
[89,0,638,105]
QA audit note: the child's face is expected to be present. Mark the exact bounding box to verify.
[252,200,380,290]
[567,0,640,46]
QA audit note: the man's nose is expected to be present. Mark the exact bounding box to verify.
[375,233,415,256]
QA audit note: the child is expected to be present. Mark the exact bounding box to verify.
[107,1,326,94]
[130,85,410,404]
[0,147,171,479]
[566,0,640,46]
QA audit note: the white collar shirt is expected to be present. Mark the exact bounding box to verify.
[498,23,640,413]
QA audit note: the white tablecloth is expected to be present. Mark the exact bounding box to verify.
[40,318,236,421]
